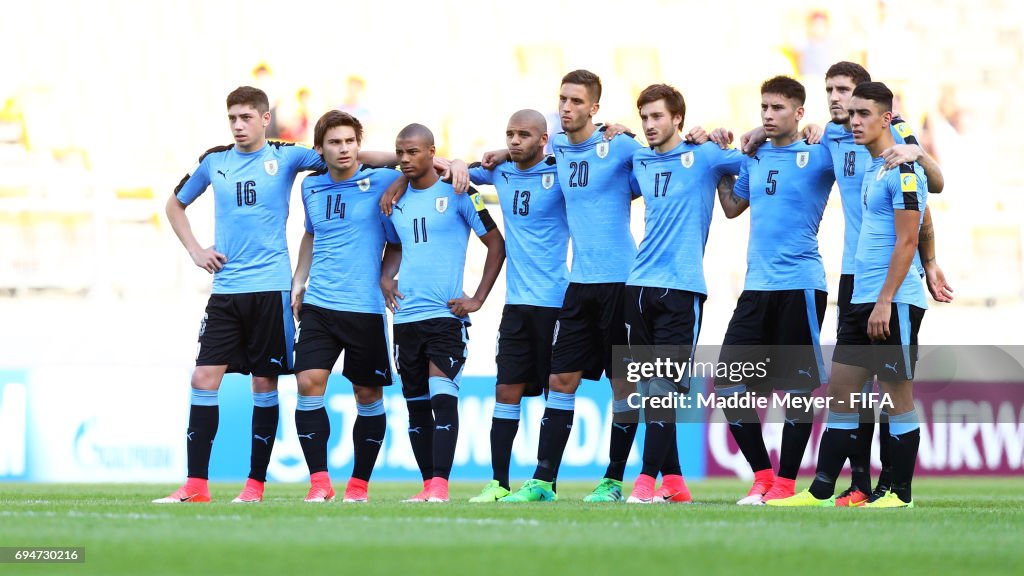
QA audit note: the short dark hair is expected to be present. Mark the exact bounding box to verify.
[561,69,602,103]
[760,75,806,105]
[637,84,686,129]
[852,81,894,112]
[313,110,363,148]
[825,61,871,86]
[396,123,434,146]
[226,86,270,114]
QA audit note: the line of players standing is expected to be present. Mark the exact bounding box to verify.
[155,61,951,508]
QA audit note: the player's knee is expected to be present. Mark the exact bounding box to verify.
[190,367,224,391]
[495,383,524,405]
[251,375,279,393]
[609,377,634,400]
[353,385,382,404]
[548,373,580,394]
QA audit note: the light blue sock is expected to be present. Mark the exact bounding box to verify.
[191,389,219,406]
[296,394,324,411]
[546,391,575,411]
[357,399,385,417]
[889,410,920,436]
[253,391,279,408]
[493,402,520,420]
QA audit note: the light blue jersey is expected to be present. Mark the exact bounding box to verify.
[384,180,496,324]
[175,141,324,294]
[852,157,928,309]
[823,119,912,274]
[629,141,743,293]
[552,126,641,283]
[734,140,835,291]
[469,157,568,307]
[300,165,401,313]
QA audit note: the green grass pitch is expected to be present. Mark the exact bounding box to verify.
[1,479,1021,575]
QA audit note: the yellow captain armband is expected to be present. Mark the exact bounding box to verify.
[900,173,918,193]
[471,192,486,212]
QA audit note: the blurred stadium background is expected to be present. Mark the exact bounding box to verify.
[1,0,1022,484]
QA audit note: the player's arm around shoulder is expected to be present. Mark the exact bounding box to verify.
[718,154,752,218]
[379,217,404,312]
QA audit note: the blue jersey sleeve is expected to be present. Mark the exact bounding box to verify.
[615,134,642,171]
[382,216,400,244]
[174,154,214,206]
[378,168,402,188]
[302,184,314,233]
[734,157,752,200]
[628,170,641,198]
[468,163,495,186]
[710,145,744,179]
[287,144,327,172]
[458,189,496,237]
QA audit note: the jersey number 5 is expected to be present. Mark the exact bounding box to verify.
[765,170,779,196]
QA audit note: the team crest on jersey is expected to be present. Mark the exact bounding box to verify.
[680,151,694,169]
[542,173,555,189]
[895,122,914,139]
[435,196,449,213]
[596,141,609,159]
[357,178,371,192]
[795,152,809,168]
[264,159,278,176]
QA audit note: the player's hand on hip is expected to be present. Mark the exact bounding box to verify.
[684,125,709,145]
[191,246,227,274]
[801,123,823,144]
[709,127,734,149]
[380,277,403,312]
[448,296,481,317]
[291,285,305,319]
[881,144,923,170]
[867,301,892,341]
[925,263,955,303]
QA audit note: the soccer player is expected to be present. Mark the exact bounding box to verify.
[290,111,401,503]
[459,110,569,502]
[503,69,644,503]
[715,76,836,505]
[156,86,326,504]
[624,84,743,503]
[381,123,505,503]
[715,63,952,505]
[818,62,951,505]
[769,81,928,508]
